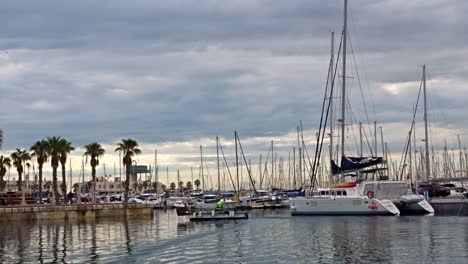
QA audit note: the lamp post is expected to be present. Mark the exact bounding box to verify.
[132,160,137,195]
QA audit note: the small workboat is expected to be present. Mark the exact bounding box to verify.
[189,210,249,222]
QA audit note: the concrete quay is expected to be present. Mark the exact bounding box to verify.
[0,203,154,222]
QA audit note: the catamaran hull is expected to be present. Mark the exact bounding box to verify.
[290,198,400,216]
[395,200,434,215]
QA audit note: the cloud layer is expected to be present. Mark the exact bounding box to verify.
[0,0,467,184]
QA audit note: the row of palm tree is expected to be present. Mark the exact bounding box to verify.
[0,136,141,207]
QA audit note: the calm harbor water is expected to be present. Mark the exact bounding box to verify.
[1,209,467,263]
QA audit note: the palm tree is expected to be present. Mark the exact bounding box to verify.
[115,138,141,209]
[10,149,31,191]
[0,155,11,192]
[59,138,74,203]
[47,136,63,204]
[170,182,176,191]
[186,181,193,190]
[194,179,201,190]
[161,184,167,191]
[151,182,158,190]
[84,142,105,203]
[31,140,49,203]
[72,183,80,193]
[178,181,184,190]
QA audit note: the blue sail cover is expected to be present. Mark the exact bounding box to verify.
[331,156,384,174]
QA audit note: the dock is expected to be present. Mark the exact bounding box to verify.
[0,203,154,222]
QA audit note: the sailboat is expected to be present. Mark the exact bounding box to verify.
[290,0,400,216]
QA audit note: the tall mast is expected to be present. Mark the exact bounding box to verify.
[155,149,158,193]
[423,64,430,181]
[200,145,204,191]
[216,136,220,192]
[329,31,335,182]
[235,131,239,195]
[359,122,363,157]
[340,0,348,160]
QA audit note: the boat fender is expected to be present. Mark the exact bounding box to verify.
[367,191,374,199]
[369,203,377,210]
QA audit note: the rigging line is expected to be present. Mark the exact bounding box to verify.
[345,97,374,156]
[398,75,424,179]
[343,95,361,155]
[311,31,344,187]
[310,32,342,181]
[260,144,271,188]
[299,124,313,181]
[203,157,214,189]
[218,141,238,193]
[347,11,377,118]
[235,132,258,192]
[348,34,378,147]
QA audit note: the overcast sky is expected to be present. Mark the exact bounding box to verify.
[0,0,467,184]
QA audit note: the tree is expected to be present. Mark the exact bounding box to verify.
[10,149,31,191]
[161,184,167,191]
[46,136,64,204]
[58,138,74,203]
[194,179,201,190]
[178,181,184,190]
[186,181,193,190]
[115,138,141,209]
[170,182,176,191]
[31,140,49,203]
[84,142,105,203]
[0,155,11,192]
[143,180,149,191]
[72,183,80,193]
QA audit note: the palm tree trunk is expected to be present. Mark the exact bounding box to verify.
[39,164,43,204]
[124,164,130,210]
[53,167,59,204]
[92,165,96,203]
[18,171,22,191]
[61,163,67,204]
[0,175,4,192]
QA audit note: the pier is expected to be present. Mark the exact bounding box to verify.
[0,203,153,222]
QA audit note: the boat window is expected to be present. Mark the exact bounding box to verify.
[331,191,336,196]
[342,191,347,196]
[336,191,342,196]
[320,191,325,195]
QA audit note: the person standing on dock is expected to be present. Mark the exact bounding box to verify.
[217,199,224,209]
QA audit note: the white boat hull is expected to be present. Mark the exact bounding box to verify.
[290,197,400,216]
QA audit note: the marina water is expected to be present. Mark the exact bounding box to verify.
[1,210,467,263]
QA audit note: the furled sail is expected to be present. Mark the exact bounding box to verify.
[331,156,384,174]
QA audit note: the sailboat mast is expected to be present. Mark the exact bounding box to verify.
[340,0,348,160]
[235,131,239,195]
[423,64,430,181]
[329,31,335,183]
[216,136,220,192]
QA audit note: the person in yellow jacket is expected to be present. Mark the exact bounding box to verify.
[217,199,224,209]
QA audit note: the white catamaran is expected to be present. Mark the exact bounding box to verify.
[290,0,433,216]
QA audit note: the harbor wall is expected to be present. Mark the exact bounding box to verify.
[0,204,153,222]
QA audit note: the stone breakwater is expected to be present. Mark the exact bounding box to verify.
[0,203,153,222]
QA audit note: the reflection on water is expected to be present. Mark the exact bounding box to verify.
[0,209,467,263]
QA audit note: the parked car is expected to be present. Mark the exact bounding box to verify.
[418,183,451,197]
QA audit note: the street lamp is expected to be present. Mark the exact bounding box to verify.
[132,160,137,194]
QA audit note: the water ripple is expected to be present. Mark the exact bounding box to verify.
[0,210,468,263]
